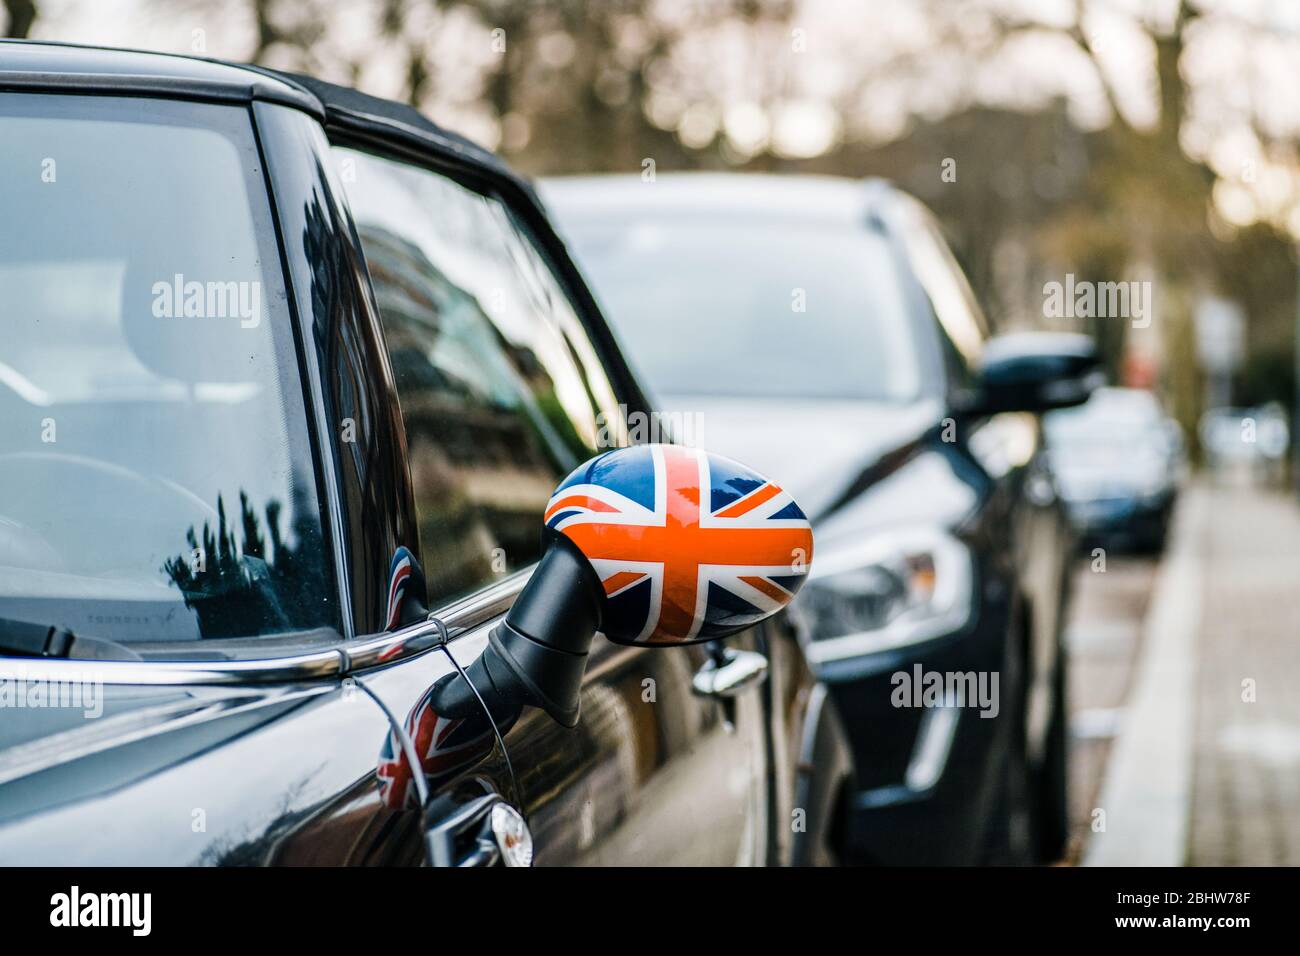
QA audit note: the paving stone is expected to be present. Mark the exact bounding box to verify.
[1189,483,1300,866]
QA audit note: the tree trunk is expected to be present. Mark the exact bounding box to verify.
[3,0,37,38]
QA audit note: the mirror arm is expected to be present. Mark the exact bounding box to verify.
[432,535,603,729]
[479,619,587,727]
[504,533,605,655]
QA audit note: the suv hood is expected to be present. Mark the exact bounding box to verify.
[657,394,944,521]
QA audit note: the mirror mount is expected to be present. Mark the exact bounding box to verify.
[480,534,604,727]
[424,535,600,730]
[500,532,604,657]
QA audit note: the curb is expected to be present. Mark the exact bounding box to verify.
[1082,484,1206,866]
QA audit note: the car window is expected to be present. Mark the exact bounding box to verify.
[0,94,338,649]
[335,146,624,603]
[897,199,990,384]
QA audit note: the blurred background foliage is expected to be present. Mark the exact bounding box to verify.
[7,0,1300,445]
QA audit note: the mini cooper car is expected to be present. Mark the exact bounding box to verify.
[0,42,853,866]
[543,173,1100,864]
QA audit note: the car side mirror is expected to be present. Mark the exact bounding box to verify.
[436,444,813,727]
[959,332,1103,416]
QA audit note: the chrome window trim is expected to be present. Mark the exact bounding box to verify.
[337,568,531,672]
[0,568,532,687]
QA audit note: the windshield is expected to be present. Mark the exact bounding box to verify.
[0,94,336,649]
[552,208,922,402]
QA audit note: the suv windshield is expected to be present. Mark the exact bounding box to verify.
[548,204,922,402]
[0,94,336,650]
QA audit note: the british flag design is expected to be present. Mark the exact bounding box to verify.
[543,443,813,645]
[376,687,495,810]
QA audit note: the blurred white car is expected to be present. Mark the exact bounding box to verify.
[1200,404,1289,464]
[1045,388,1186,552]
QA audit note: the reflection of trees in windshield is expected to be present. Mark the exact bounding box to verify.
[162,483,331,639]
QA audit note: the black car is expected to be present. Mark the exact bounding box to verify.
[542,173,1099,864]
[0,42,854,866]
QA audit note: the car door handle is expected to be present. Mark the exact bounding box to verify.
[692,648,768,699]
[424,793,532,867]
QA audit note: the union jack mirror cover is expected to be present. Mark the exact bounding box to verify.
[543,444,814,645]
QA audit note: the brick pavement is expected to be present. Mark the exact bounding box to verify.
[1188,481,1300,865]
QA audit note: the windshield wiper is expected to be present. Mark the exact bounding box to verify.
[0,617,77,657]
[0,617,137,660]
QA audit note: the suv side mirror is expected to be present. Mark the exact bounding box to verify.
[959,332,1103,416]
[435,443,813,727]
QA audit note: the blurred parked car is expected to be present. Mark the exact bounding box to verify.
[543,173,1099,864]
[0,42,853,867]
[1045,387,1186,552]
[1200,403,1289,486]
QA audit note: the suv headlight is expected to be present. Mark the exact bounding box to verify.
[794,528,974,665]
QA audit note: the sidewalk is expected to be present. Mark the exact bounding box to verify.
[1189,479,1300,865]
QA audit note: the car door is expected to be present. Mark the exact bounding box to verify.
[0,92,502,867]
[330,141,770,866]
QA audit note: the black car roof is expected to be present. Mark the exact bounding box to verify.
[0,39,521,190]
[264,69,515,181]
